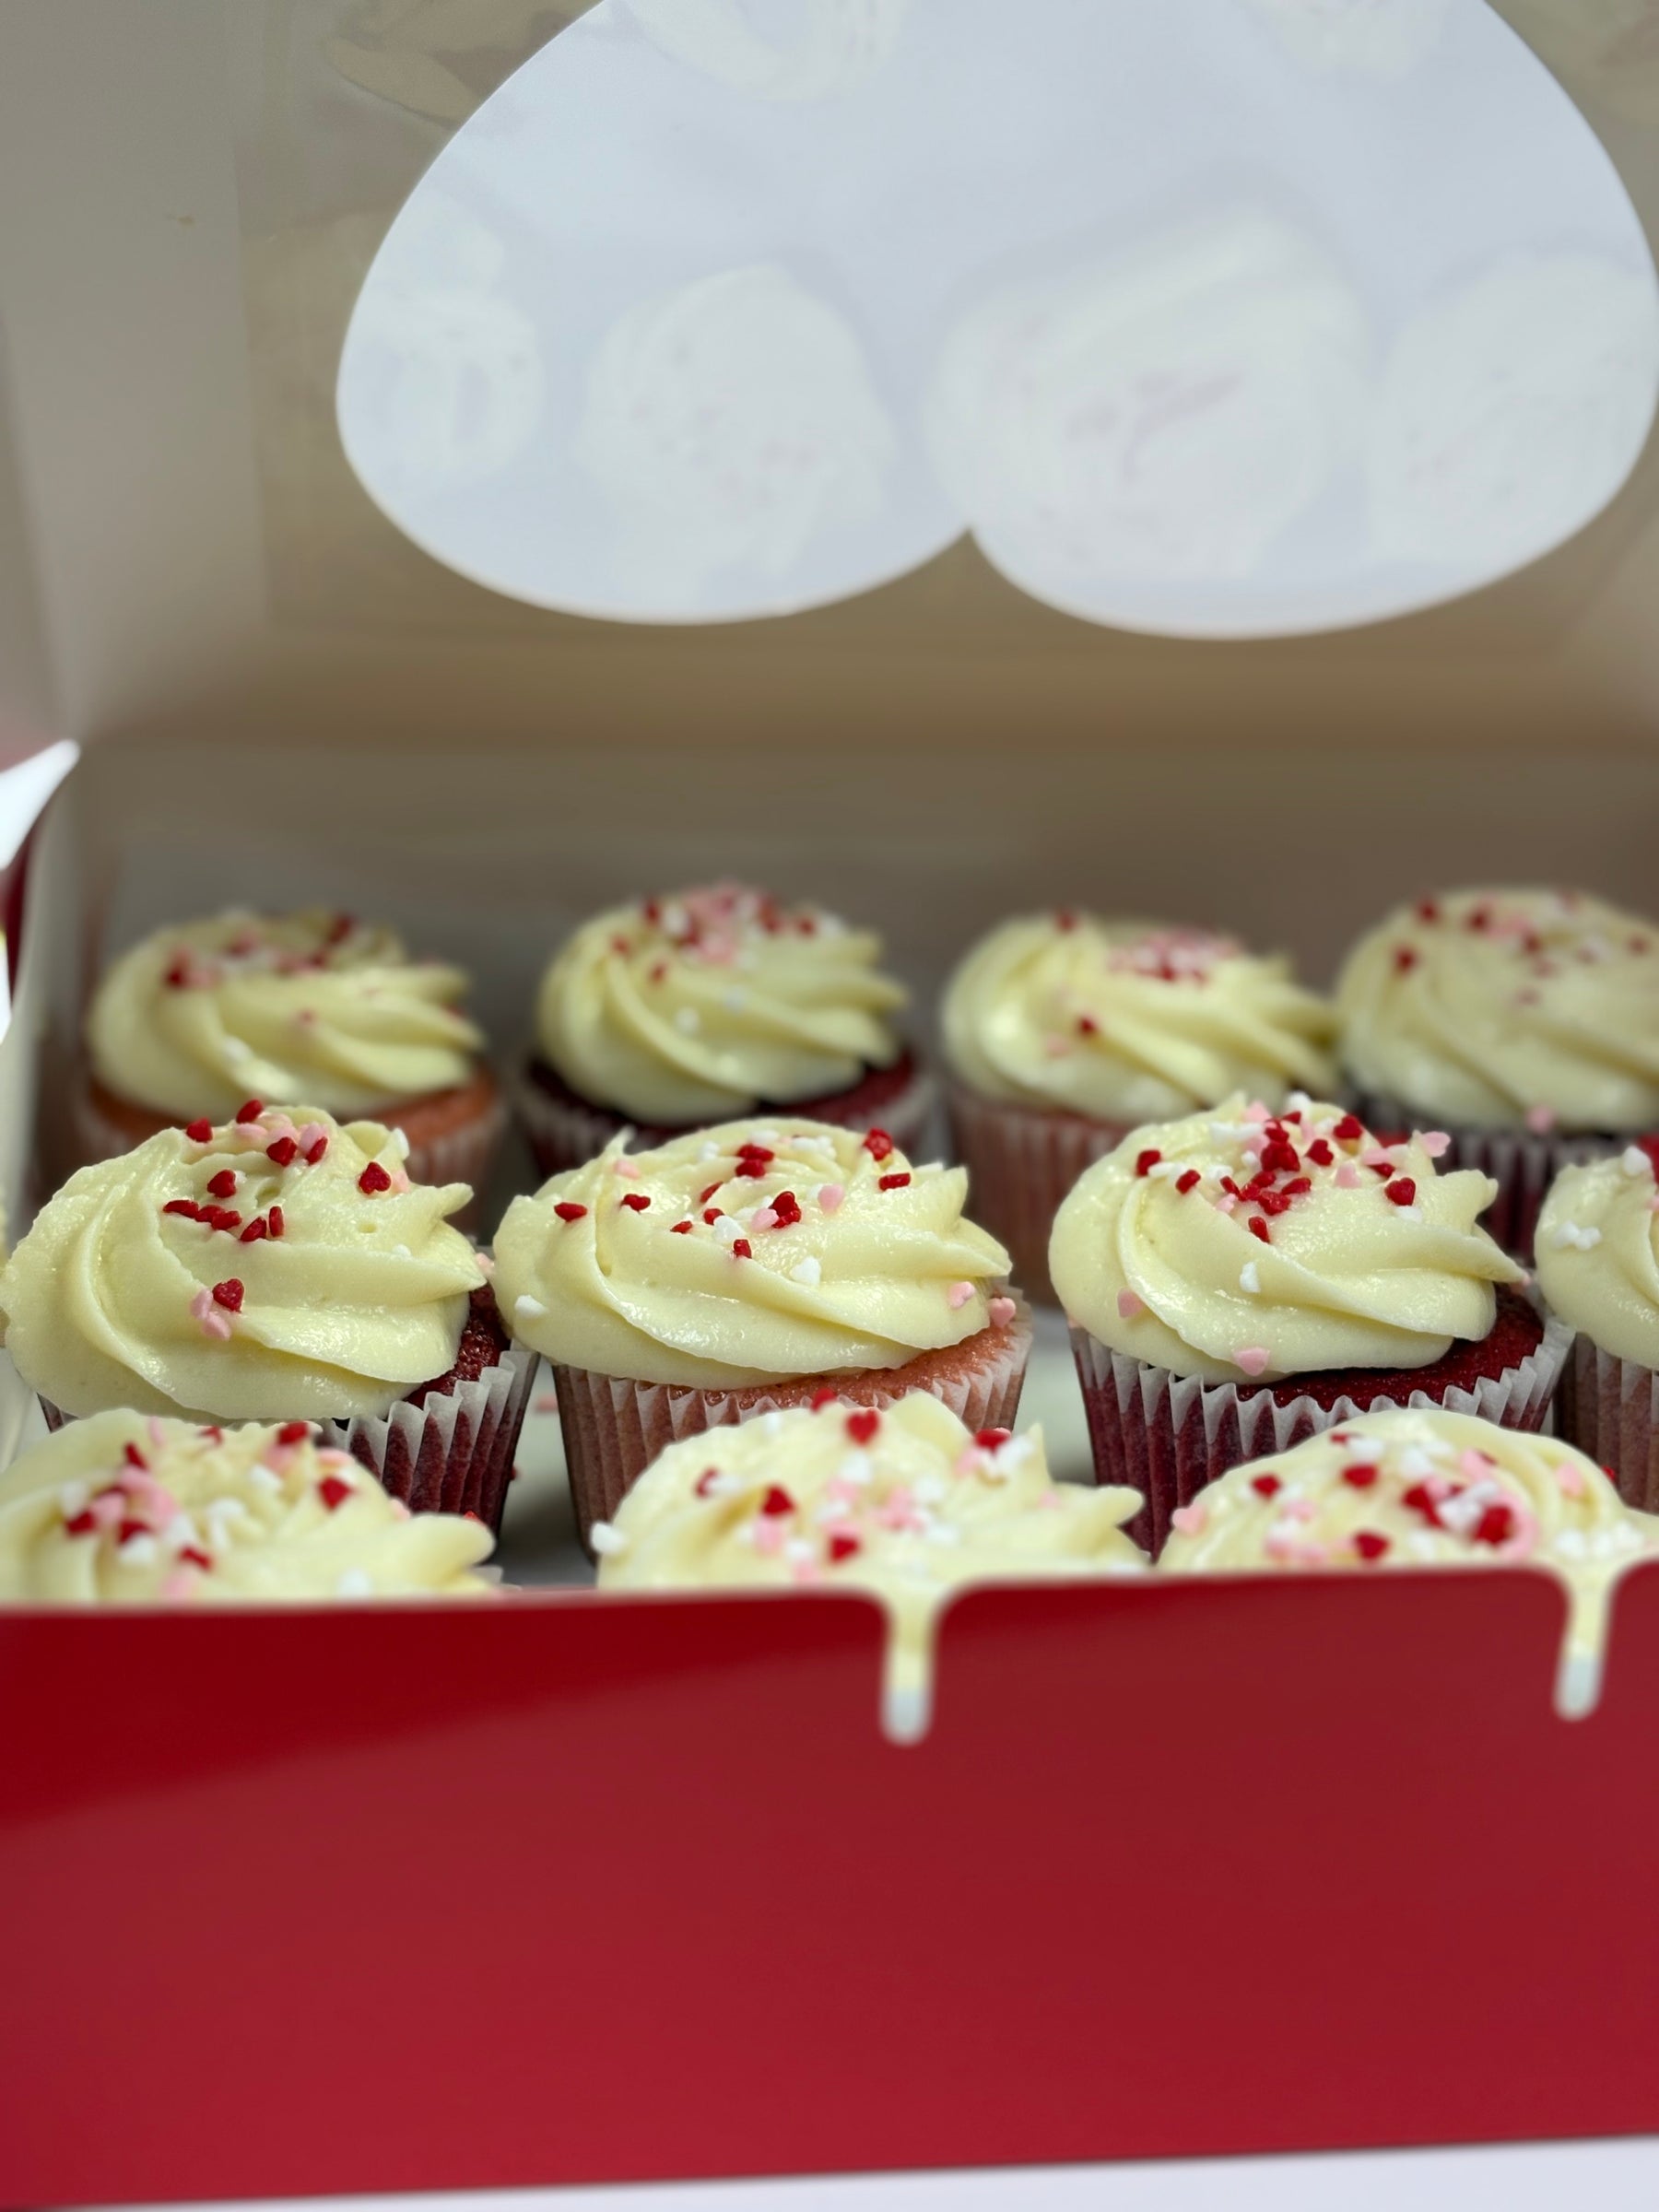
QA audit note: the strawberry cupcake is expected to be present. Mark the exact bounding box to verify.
[517,882,929,1175]
[76,906,502,1204]
[942,913,1335,1302]
[1537,1145,1659,1512]
[1051,1094,1569,1554]
[493,1117,1028,1545]
[0,1102,535,1529]
[0,1410,498,1604]
[1335,887,1659,1254]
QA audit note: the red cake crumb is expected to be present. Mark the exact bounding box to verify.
[405,1285,510,1409]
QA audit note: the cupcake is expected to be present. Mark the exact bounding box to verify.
[1051,1094,1569,1555]
[0,1410,497,1603]
[1335,887,1659,1254]
[942,912,1335,1302]
[593,1391,1144,1701]
[493,1117,1030,1544]
[1160,1406,1657,1663]
[1536,1145,1659,1512]
[516,882,930,1175]
[76,906,502,1205]
[0,1101,535,1529]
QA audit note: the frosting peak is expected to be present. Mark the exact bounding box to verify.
[535,883,907,1124]
[943,911,1335,1120]
[1050,1093,1523,1382]
[0,1105,483,1421]
[493,1118,1013,1388]
[87,907,483,1121]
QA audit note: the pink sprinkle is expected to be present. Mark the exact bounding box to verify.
[189,1287,233,1341]
[751,1207,779,1231]
[988,1296,1018,1328]
[159,1569,201,1602]
[1556,1459,1586,1498]
[1171,1502,1207,1535]
[1525,1105,1557,1134]
[1215,1193,1239,1214]
[790,1560,823,1586]
[1243,1101,1270,1124]
[390,1168,412,1194]
[752,1518,787,1557]
[1117,1289,1144,1320]
[947,1280,976,1310]
[613,1157,641,1179]
[147,1416,169,1449]
[818,1183,844,1214]
[298,1123,328,1155]
[1458,1448,1498,1481]
[1335,1163,1361,1189]
[1418,1131,1451,1159]
[1360,1146,1396,1171]
[1042,1035,1071,1058]
[1234,1346,1271,1377]
[824,1476,860,1509]
[1265,1531,1331,1566]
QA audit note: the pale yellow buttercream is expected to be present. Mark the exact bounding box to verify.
[0,1105,482,1421]
[943,912,1335,1120]
[0,1409,494,1603]
[494,1118,1013,1388]
[1536,1146,1659,1369]
[1160,1406,1657,1654]
[88,907,482,1120]
[1336,887,1659,1132]
[595,1391,1143,1688]
[535,883,907,1124]
[1050,1094,1522,1384]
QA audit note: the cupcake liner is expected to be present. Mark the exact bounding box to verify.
[553,1303,1033,1549]
[1555,1335,1659,1513]
[514,1057,936,1182]
[39,1338,537,1536]
[946,1082,1130,1306]
[1069,1308,1572,1559]
[1351,1088,1622,1258]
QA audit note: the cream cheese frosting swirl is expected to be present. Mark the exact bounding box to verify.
[595,1392,1143,1689]
[1535,1145,1659,1368]
[1050,1093,1522,1383]
[1336,887,1659,1132]
[88,907,484,1120]
[1160,1407,1656,1655]
[535,883,908,1124]
[0,1103,483,1421]
[942,912,1335,1120]
[494,1118,1015,1388]
[0,1410,496,1604]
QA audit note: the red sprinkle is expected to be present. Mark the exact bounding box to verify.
[1394,947,1419,973]
[1333,1114,1364,1142]
[163,1199,204,1220]
[1055,910,1077,932]
[358,1161,392,1194]
[184,1118,214,1144]
[810,1385,840,1410]
[206,1169,238,1198]
[1474,1503,1515,1547]
[1384,1178,1418,1206]
[1403,1481,1444,1527]
[671,1218,693,1234]
[829,1532,863,1563]
[702,1208,723,1226]
[304,1136,328,1165]
[268,1206,285,1240]
[878,1172,912,1191]
[265,1136,298,1168]
[698,1182,724,1205]
[1306,1139,1334,1167]
[1175,1169,1202,1194]
[64,1511,99,1537]
[1260,1140,1300,1174]
[863,1129,895,1162]
[204,1208,241,1233]
[1341,1464,1379,1488]
[123,1442,148,1471]
[1135,1148,1161,1177]
[770,1190,803,1228]
[1257,1190,1293,1218]
[239,1218,268,1244]
[179,1546,214,1571]
[1415,899,1440,923]
[619,1192,651,1212]
[1247,1216,1271,1244]
[163,959,191,989]
[759,1486,794,1518]
[554,1202,588,1222]
[693,1467,722,1499]
[1077,1015,1099,1036]
[1251,1474,1283,1499]
[846,1408,880,1445]
[734,1148,775,1179]
[975,1428,1012,1450]
[317,1475,353,1512]
[276,1421,311,1444]
[1353,1531,1391,1561]
[211,1278,244,1312]
[234,1100,265,1124]
[732,1238,753,1260]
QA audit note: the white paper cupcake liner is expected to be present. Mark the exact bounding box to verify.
[553,1301,1033,1549]
[514,1056,937,1181]
[946,1081,1129,1306]
[1070,1307,1572,1558]
[1555,1335,1659,1514]
[1351,1088,1621,1257]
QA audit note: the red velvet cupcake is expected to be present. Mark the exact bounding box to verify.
[1050,1094,1569,1556]
[515,883,932,1174]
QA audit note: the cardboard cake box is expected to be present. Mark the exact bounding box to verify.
[6,2,1659,2203]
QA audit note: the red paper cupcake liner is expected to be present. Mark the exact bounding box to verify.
[553,1303,1033,1549]
[513,1053,936,1181]
[946,1082,1130,1305]
[1555,1335,1659,1514]
[1069,1307,1571,1559]
[1350,1088,1625,1258]
[39,1336,536,1536]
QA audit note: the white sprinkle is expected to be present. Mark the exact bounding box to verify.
[1548,1221,1602,1251]
[915,1475,947,1505]
[700,1141,722,1162]
[165,1512,202,1550]
[249,1465,283,1495]
[840,1452,874,1488]
[1239,1262,1261,1295]
[589,1522,628,1556]
[790,1256,822,1287]
[783,1537,816,1567]
[1286,1090,1312,1113]
[1147,1159,1183,1181]
[724,988,749,1012]
[924,1523,962,1547]
[1342,1436,1385,1465]
[393,1243,411,1259]
[392,1127,411,1160]
[759,1410,786,1437]
[1556,1528,1589,1559]
[515,1294,547,1321]
[1622,1147,1651,1177]
[712,1215,742,1246]
[118,1535,159,1566]
[675,1007,700,1034]
[57,1480,88,1517]
[336,1568,373,1596]
[223,1038,253,1061]
[1401,1206,1423,1224]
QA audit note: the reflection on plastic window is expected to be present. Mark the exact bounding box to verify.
[1368,252,1659,569]
[323,0,597,124]
[925,210,1371,592]
[572,263,899,608]
[1241,0,1453,76]
[621,0,911,100]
